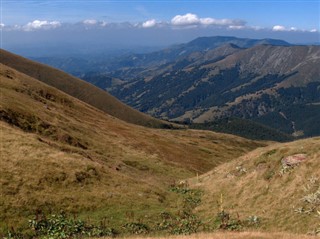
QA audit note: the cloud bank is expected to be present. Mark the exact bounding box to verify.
[23,20,61,31]
[171,13,246,28]
[1,13,318,35]
[2,11,318,59]
[83,19,98,25]
[142,19,157,28]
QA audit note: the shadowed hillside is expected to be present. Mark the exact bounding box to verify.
[0,49,176,128]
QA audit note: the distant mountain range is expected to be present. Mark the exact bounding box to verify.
[1,48,319,237]
[100,37,320,138]
[26,36,320,139]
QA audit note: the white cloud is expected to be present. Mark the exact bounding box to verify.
[272,25,286,31]
[142,19,157,28]
[229,25,246,30]
[200,18,236,26]
[2,17,313,34]
[83,19,97,25]
[272,25,304,32]
[171,13,200,26]
[23,20,61,31]
[198,17,214,25]
[171,13,245,28]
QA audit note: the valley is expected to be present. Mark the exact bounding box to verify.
[0,56,266,237]
[1,37,319,238]
[2,0,320,237]
[54,37,319,140]
[32,37,320,140]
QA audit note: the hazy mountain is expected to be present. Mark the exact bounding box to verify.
[100,36,291,79]
[27,36,291,80]
[108,43,320,138]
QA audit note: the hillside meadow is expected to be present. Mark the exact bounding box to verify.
[0,62,265,236]
[97,231,316,239]
[1,50,319,238]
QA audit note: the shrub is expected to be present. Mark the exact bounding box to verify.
[28,212,116,238]
[156,211,202,235]
[122,222,149,234]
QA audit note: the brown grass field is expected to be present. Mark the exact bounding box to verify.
[0,49,174,128]
[99,231,316,239]
[190,137,320,234]
[0,62,265,233]
[1,51,319,237]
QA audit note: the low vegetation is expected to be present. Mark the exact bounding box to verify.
[0,63,265,236]
[1,51,319,238]
[192,137,320,234]
[111,232,317,239]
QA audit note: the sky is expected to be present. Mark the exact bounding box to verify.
[1,0,320,56]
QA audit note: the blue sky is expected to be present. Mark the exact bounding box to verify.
[1,0,319,56]
[2,0,319,30]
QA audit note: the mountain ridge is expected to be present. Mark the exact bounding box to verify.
[0,49,176,128]
[0,60,266,234]
[106,43,320,138]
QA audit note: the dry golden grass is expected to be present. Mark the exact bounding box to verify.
[99,231,315,239]
[0,49,174,128]
[1,50,319,237]
[191,137,320,234]
[0,63,265,233]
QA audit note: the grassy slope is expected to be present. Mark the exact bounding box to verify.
[190,137,320,234]
[99,231,316,239]
[0,63,265,233]
[0,49,174,128]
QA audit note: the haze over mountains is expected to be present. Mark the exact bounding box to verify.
[2,0,320,237]
[1,49,319,237]
[71,36,320,139]
[1,33,320,237]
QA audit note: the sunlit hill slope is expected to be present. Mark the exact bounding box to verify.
[0,57,264,234]
[0,49,175,128]
[190,137,320,234]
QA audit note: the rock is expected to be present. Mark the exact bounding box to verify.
[281,154,308,166]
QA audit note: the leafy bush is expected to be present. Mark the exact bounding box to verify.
[28,212,116,238]
[214,210,242,231]
[3,230,25,239]
[156,211,202,235]
[122,222,149,234]
[169,186,192,194]
[213,210,261,231]
[169,186,202,208]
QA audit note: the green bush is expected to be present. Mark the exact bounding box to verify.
[28,212,116,238]
[214,210,242,231]
[156,211,202,235]
[122,222,149,234]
